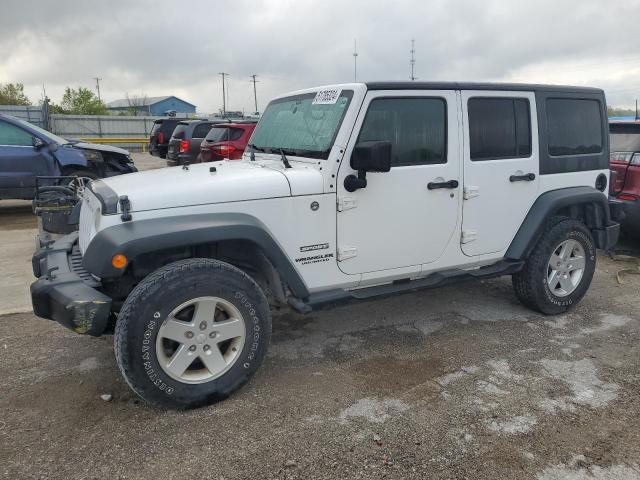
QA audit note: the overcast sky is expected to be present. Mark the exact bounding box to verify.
[2,0,640,113]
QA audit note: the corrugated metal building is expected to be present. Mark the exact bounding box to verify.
[106,95,196,116]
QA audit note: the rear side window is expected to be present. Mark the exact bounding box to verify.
[150,122,162,134]
[0,121,33,146]
[171,123,188,139]
[192,123,213,138]
[546,99,602,156]
[206,127,244,142]
[358,97,447,167]
[468,98,531,161]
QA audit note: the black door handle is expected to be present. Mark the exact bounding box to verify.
[509,173,536,182]
[428,179,459,190]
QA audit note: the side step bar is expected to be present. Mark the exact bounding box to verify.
[288,260,524,313]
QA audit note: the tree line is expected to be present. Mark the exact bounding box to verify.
[0,82,149,116]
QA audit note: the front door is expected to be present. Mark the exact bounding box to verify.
[336,90,461,275]
[0,119,50,198]
[460,91,540,256]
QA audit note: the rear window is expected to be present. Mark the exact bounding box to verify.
[171,123,188,139]
[151,122,162,135]
[468,97,531,160]
[192,123,214,138]
[205,127,245,142]
[546,99,602,156]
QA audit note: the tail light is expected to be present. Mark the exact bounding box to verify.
[617,193,638,201]
[158,132,165,144]
[179,140,189,153]
[212,145,237,157]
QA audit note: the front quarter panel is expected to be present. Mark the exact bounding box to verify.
[53,145,89,169]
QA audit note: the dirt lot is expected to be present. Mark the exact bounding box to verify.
[1,155,640,479]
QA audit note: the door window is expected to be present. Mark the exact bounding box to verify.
[357,98,447,167]
[0,121,33,146]
[468,98,531,160]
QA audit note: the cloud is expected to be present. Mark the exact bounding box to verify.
[1,0,639,112]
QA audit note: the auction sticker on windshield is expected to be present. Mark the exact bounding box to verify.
[313,89,342,105]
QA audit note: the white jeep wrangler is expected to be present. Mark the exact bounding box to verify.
[31,82,619,408]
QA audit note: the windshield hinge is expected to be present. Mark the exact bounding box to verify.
[337,197,357,212]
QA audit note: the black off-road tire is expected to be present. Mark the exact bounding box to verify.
[512,217,596,315]
[114,258,271,409]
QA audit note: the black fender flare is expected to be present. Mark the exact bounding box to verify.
[505,186,619,260]
[82,213,310,299]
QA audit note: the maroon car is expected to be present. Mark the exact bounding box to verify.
[610,121,640,238]
[199,121,257,162]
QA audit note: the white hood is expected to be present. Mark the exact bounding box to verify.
[100,159,323,212]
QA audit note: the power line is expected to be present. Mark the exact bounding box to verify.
[250,74,259,113]
[410,39,417,81]
[219,72,229,115]
[93,77,102,101]
[353,39,358,82]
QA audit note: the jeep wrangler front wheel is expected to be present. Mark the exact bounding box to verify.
[114,258,271,409]
[512,217,596,315]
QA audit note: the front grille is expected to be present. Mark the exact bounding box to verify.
[69,245,100,287]
[78,192,97,254]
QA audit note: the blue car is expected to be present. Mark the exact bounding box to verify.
[0,113,137,200]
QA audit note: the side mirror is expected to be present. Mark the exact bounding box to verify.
[33,137,45,150]
[48,142,59,153]
[344,141,392,192]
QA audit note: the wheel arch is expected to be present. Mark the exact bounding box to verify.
[506,186,617,260]
[83,213,309,301]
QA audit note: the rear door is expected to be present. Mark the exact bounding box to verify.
[0,119,51,198]
[460,91,539,256]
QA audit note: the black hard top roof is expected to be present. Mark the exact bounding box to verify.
[365,81,603,94]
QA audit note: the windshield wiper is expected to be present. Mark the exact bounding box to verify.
[247,143,266,161]
[278,148,292,169]
[247,143,266,152]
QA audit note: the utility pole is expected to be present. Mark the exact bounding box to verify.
[353,39,358,82]
[219,72,229,115]
[93,77,102,101]
[250,74,259,113]
[410,39,417,81]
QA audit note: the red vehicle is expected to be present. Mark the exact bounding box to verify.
[199,121,257,162]
[609,121,640,238]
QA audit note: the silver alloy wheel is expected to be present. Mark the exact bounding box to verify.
[156,296,246,384]
[67,176,93,196]
[546,239,586,297]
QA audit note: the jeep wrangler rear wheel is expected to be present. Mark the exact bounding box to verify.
[114,258,271,409]
[512,217,596,315]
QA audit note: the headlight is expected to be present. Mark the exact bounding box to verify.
[83,149,103,162]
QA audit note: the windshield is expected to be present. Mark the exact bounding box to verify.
[13,117,68,145]
[249,89,353,159]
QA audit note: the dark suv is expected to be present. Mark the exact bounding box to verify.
[199,121,257,161]
[149,118,186,159]
[609,121,640,237]
[0,113,137,200]
[166,120,218,166]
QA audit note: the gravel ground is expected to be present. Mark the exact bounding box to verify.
[1,249,640,479]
